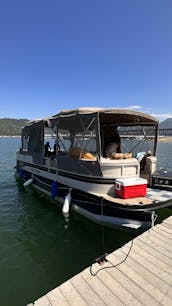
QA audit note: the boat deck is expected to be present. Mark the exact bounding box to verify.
[29,215,172,306]
[95,188,172,206]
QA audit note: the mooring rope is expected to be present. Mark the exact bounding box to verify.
[101,197,105,254]
[90,239,134,276]
[90,196,134,276]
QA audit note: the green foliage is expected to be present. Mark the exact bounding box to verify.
[0,118,29,136]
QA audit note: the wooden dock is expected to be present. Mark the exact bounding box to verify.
[29,216,172,306]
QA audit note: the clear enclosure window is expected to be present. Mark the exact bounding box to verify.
[118,125,156,156]
[57,115,97,158]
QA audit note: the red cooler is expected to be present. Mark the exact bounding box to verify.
[115,178,147,199]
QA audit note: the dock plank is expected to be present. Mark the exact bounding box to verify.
[34,295,51,306]
[134,237,172,266]
[81,269,124,305]
[152,226,172,241]
[108,252,162,305]
[137,235,172,259]
[47,284,82,306]
[113,248,169,295]
[156,223,172,235]
[55,280,88,306]
[70,273,105,306]
[129,242,172,278]
[163,219,172,226]
[96,261,147,305]
[161,221,172,230]
[141,231,172,252]
[96,268,142,305]
[153,226,172,240]
[167,287,172,298]
[161,293,172,306]
[121,243,172,280]
[31,216,172,306]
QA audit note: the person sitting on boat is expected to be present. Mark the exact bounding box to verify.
[140,150,152,173]
[102,126,121,157]
[105,132,121,158]
[44,141,51,157]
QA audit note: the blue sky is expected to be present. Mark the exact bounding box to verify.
[0,0,172,121]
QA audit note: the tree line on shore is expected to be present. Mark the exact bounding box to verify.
[0,118,29,136]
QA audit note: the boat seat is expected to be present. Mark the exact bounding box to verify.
[100,157,140,178]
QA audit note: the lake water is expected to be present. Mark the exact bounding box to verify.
[0,137,172,306]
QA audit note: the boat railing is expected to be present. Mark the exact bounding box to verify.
[43,157,57,168]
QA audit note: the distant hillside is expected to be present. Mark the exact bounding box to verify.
[0,118,29,136]
[159,118,172,129]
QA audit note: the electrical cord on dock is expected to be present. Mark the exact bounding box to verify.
[90,239,134,276]
[90,196,134,276]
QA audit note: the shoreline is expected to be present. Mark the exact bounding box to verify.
[158,136,172,142]
[0,135,20,138]
[1,135,172,142]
